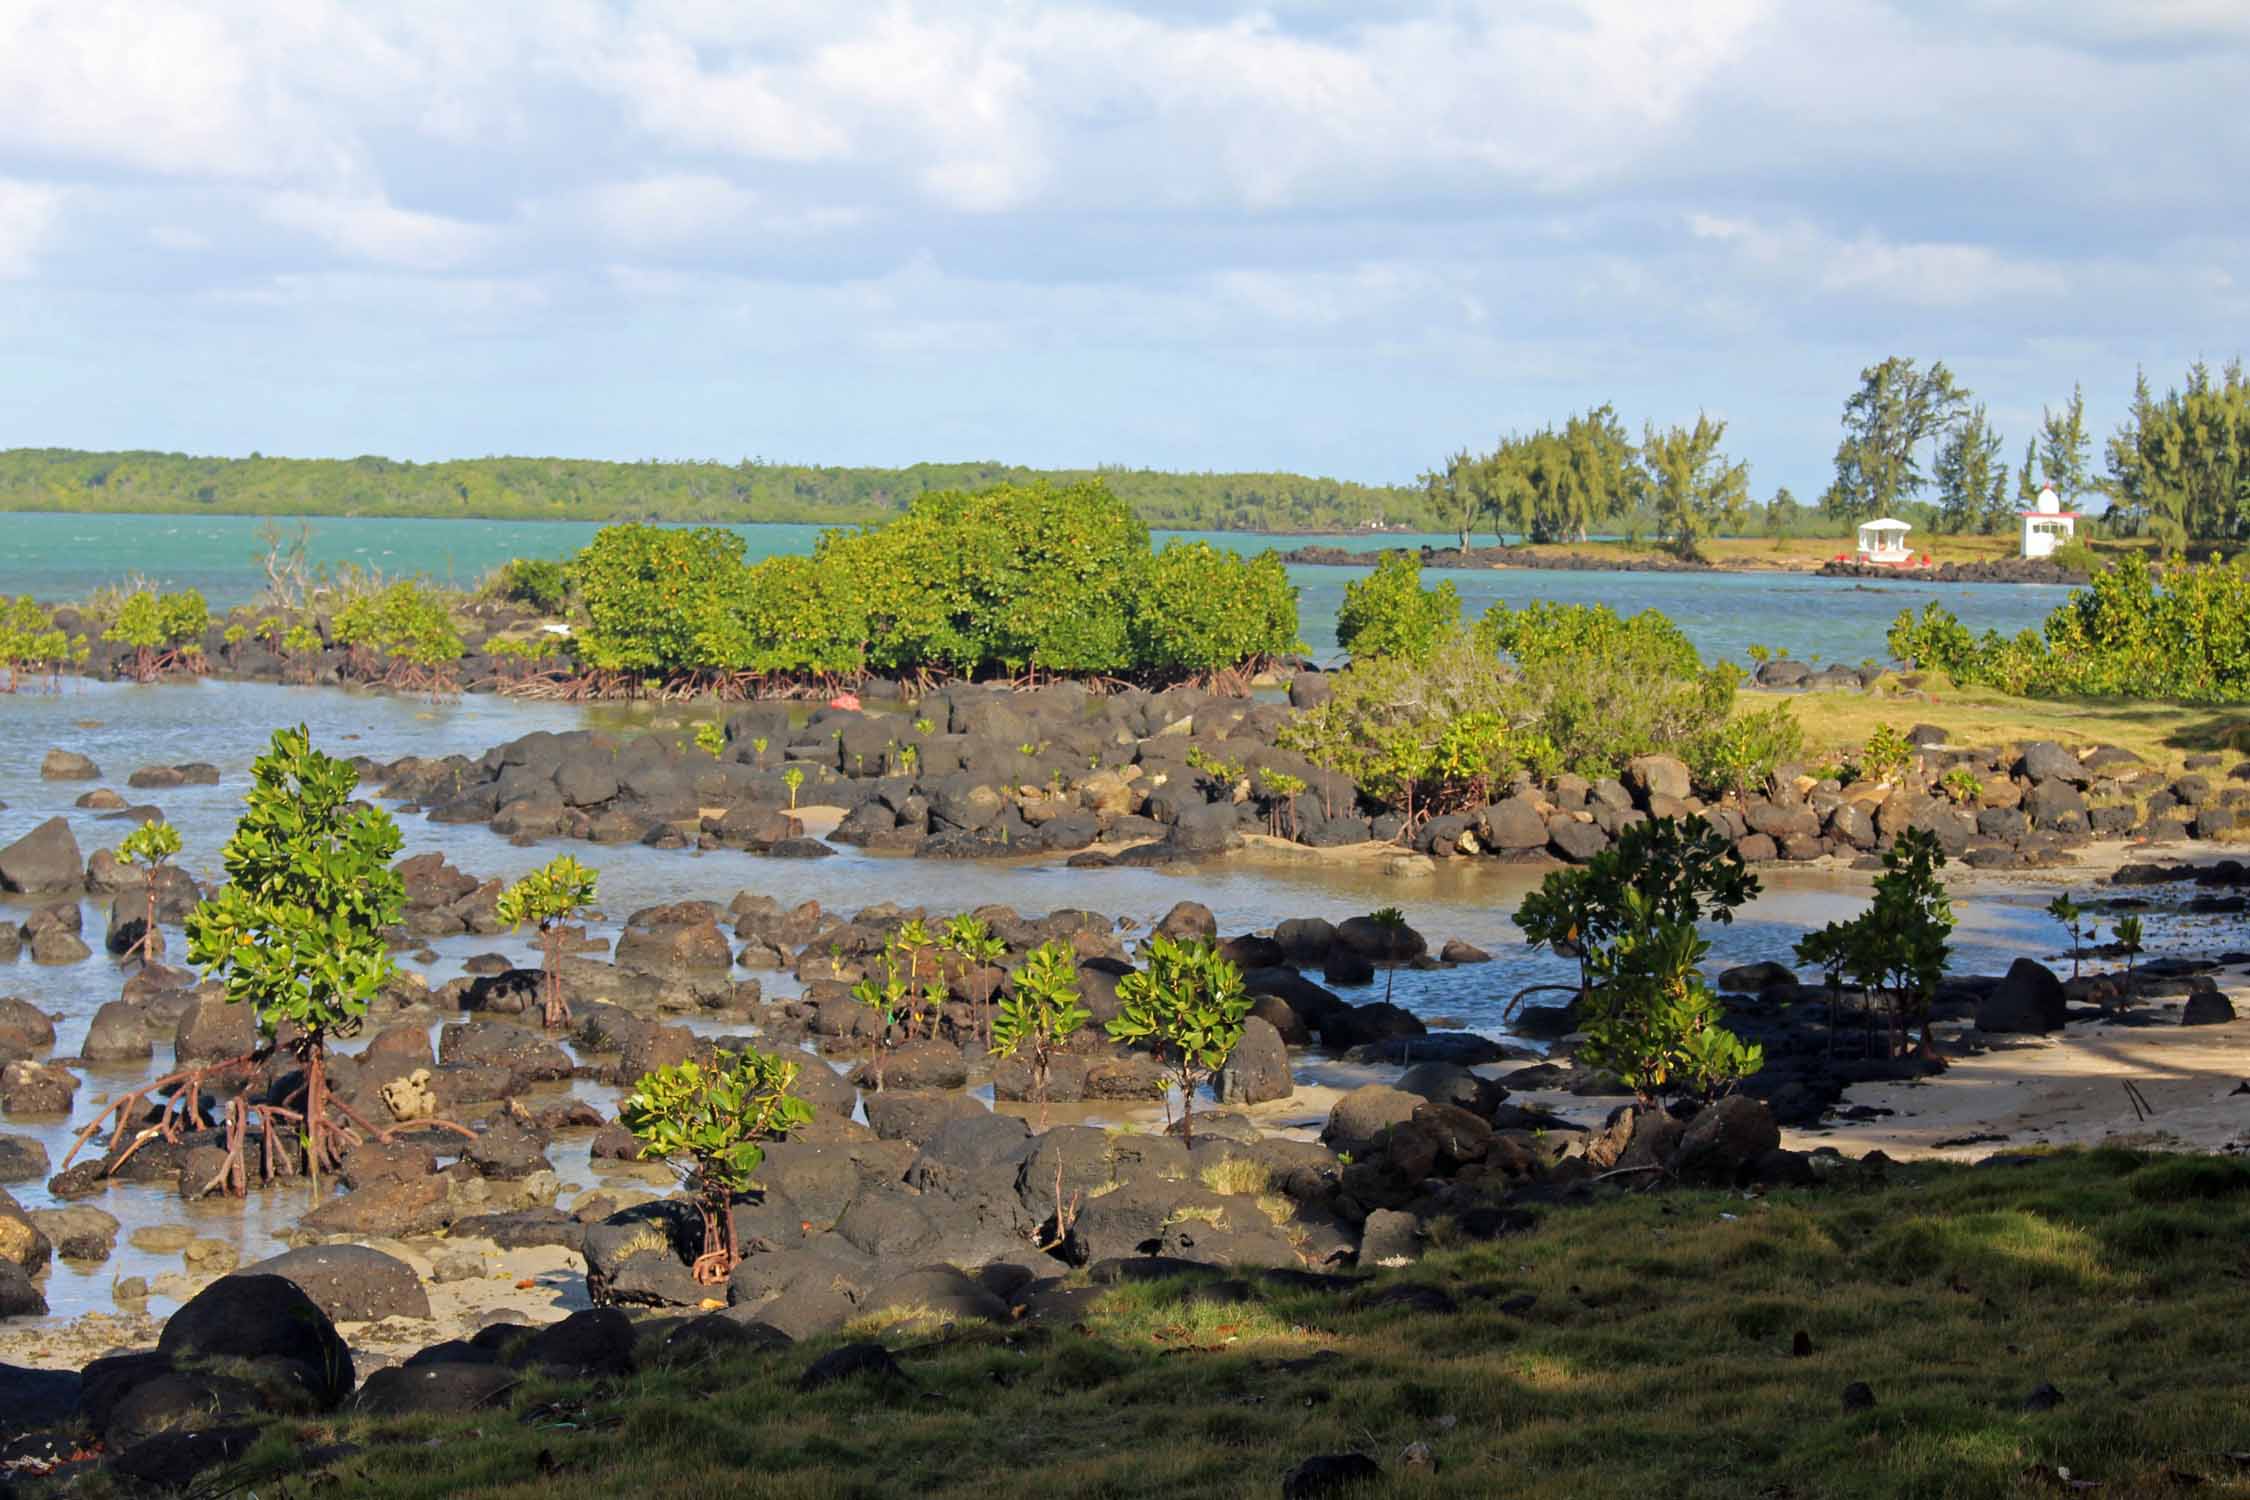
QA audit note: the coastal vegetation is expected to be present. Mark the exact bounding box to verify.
[495,854,601,1031]
[1415,355,2250,554]
[0,449,1413,532]
[1285,557,1765,819]
[1887,554,2250,703]
[566,479,1299,690]
[1516,816,1765,1101]
[180,727,416,1187]
[618,1046,816,1282]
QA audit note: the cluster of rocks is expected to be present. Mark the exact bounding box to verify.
[1750,657,1890,692]
[361,680,1388,861]
[1276,543,1722,574]
[0,812,202,968]
[1817,556,2090,585]
[568,1052,1802,1341]
[1408,733,2247,874]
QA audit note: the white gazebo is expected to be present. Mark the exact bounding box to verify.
[1855,517,1914,566]
[2020,485,2079,559]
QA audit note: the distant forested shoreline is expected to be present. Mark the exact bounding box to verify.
[0,448,1420,532]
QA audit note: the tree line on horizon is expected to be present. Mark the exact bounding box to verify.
[1420,354,2250,557]
[0,449,1416,534]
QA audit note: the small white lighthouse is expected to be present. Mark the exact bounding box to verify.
[2019,485,2078,559]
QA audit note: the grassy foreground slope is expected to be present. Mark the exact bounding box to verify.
[208,1151,2250,1500]
[0,450,1417,532]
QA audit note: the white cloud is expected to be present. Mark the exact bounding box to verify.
[0,179,64,278]
[261,190,493,270]
[1691,213,2068,307]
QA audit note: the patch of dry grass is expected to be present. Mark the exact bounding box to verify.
[1759,678,2250,782]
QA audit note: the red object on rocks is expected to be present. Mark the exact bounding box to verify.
[828,692,862,711]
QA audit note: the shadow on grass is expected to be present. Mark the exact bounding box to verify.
[162,1150,2250,1500]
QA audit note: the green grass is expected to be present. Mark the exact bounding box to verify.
[113,1150,2250,1500]
[1767,678,2250,784]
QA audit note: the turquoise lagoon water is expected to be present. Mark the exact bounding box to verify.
[0,513,2071,665]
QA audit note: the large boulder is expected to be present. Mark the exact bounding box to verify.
[1215,1016,1293,1106]
[0,817,84,895]
[1333,915,1427,962]
[1671,1096,1781,1181]
[1977,958,2069,1035]
[1625,754,1692,805]
[174,988,255,1063]
[2018,742,2090,787]
[159,1274,355,1409]
[1154,901,1217,944]
[237,1245,432,1323]
[353,1361,522,1415]
[1321,1084,1422,1156]
[0,997,57,1060]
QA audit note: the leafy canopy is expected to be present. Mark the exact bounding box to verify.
[1335,552,1461,664]
[1107,935,1253,1132]
[1516,816,1764,1102]
[992,940,1091,1063]
[619,1047,813,1199]
[495,854,598,931]
[117,819,182,868]
[184,725,405,1042]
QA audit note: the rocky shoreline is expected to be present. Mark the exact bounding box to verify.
[7,707,2250,1491]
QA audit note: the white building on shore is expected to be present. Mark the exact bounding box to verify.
[2020,485,2078,559]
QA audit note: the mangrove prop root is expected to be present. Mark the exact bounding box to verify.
[61,1054,258,1170]
[1502,983,1582,1021]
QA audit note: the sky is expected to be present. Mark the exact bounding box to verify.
[0,0,2244,496]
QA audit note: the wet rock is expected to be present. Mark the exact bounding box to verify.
[462,1119,553,1180]
[239,1245,431,1324]
[174,987,255,1063]
[40,748,99,780]
[0,997,57,1060]
[28,924,92,964]
[81,1000,153,1062]
[1155,901,1218,944]
[31,1204,117,1261]
[0,817,84,894]
[1,1060,79,1115]
[0,1134,50,1182]
[300,1176,450,1238]
[1334,915,1426,962]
